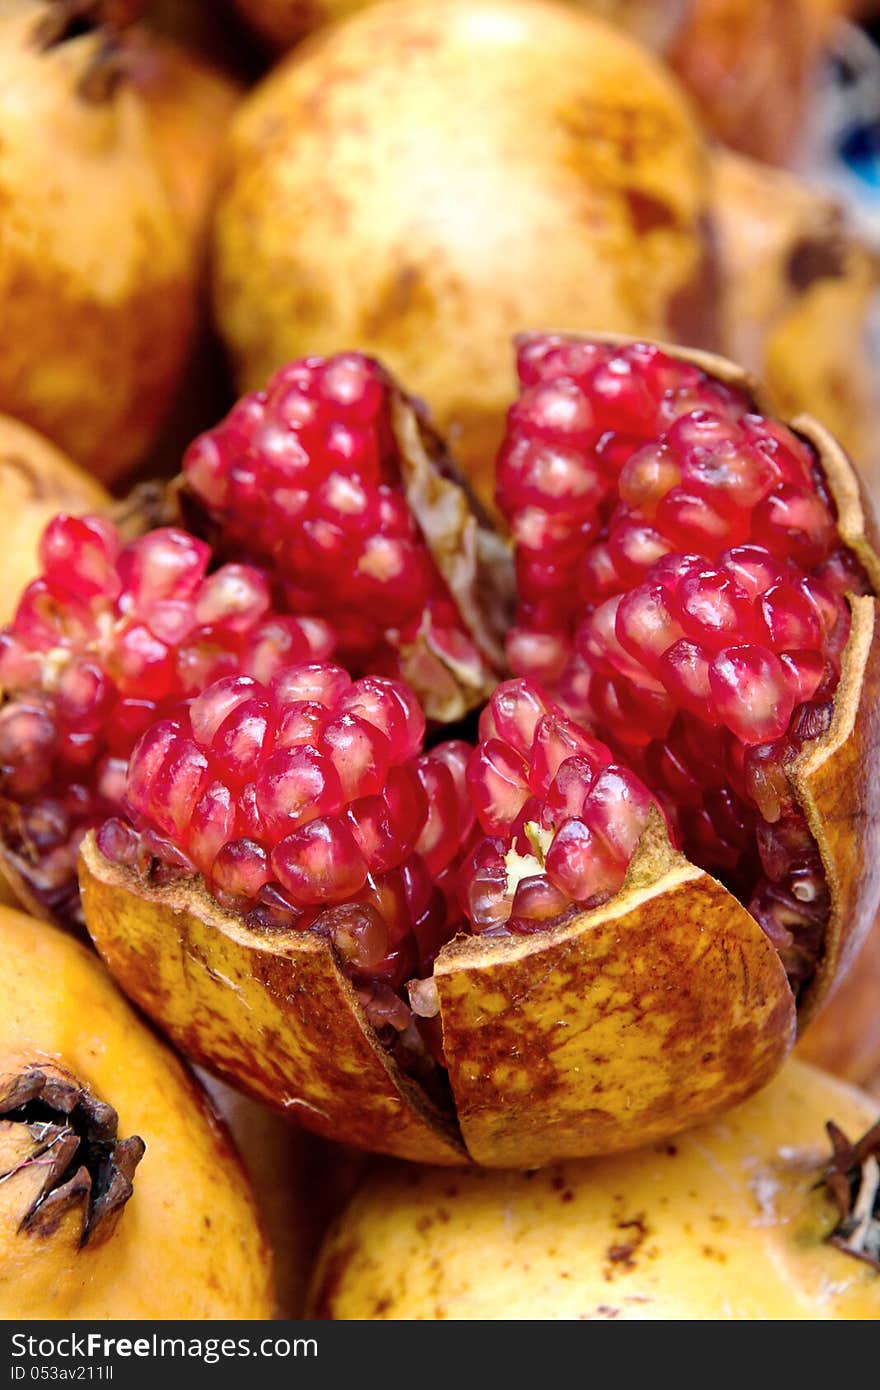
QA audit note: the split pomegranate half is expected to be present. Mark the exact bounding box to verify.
[15,342,880,1167]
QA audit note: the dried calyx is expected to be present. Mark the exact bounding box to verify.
[0,1064,144,1246]
[824,1118,880,1271]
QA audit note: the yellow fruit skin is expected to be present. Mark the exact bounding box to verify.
[233,0,373,47]
[799,917,880,1086]
[712,149,880,507]
[0,2,196,483]
[309,1059,880,1320]
[214,0,714,512]
[0,905,275,1319]
[0,413,107,626]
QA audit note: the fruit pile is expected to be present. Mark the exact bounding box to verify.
[0,0,877,1327]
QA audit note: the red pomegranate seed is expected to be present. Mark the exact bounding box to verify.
[497,335,872,986]
[459,681,659,933]
[104,663,474,1017]
[0,515,335,923]
[183,352,497,710]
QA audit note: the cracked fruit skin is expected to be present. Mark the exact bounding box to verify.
[0,904,274,1318]
[213,0,713,515]
[80,343,880,1168]
[0,414,107,626]
[0,1,196,483]
[308,1059,880,1320]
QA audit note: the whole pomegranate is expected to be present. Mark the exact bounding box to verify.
[232,0,372,47]
[229,0,847,168]
[0,0,197,482]
[125,23,242,243]
[0,904,274,1318]
[712,148,880,508]
[75,341,880,1168]
[308,1059,880,1319]
[214,0,713,513]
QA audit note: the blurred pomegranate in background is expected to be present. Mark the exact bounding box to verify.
[662,0,851,165]
[0,1,241,486]
[711,147,880,507]
[126,24,242,243]
[231,0,852,166]
[799,918,880,1087]
[214,0,715,515]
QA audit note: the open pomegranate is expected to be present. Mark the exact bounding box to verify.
[0,413,108,626]
[0,353,505,923]
[17,338,878,1168]
[308,1059,880,1319]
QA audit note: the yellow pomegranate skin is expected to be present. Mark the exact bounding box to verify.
[214,0,713,512]
[711,148,880,507]
[799,918,880,1087]
[309,1059,880,1320]
[0,905,275,1319]
[127,27,243,244]
[233,0,372,47]
[0,1,196,484]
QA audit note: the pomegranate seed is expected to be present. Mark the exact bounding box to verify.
[104,663,474,1027]
[0,516,337,924]
[183,352,494,701]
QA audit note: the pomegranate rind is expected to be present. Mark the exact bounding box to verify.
[785,415,880,1024]
[435,814,795,1167]
[386,389,510,719]
[78,835,466,1166]
[307,1060,880,1321]
[0,3,197,483]
[0,903,274,1319]
[799,918,880,1086]
[213,0,715,516]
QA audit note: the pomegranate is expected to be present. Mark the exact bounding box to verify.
[0,414,108,625]
[213,0,713,515]
[0,903,274,1318]
[0,0,197,483]
[180,351,508,720]
[308,1059,880,1320]
[662,0,849,166]
[711,148,880,506]
[98,663,472,1024]
[125,23,242,244]
[77,342,880,1168]
[0,515,334,924]
[800,918,880,1087]
[232,0,372,47]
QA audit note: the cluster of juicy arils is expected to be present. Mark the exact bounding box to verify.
[0,514,333,923]
[461,679,659,935]
[181,351,508,723]
[498,334,873,988]
[98,663,474,1042]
